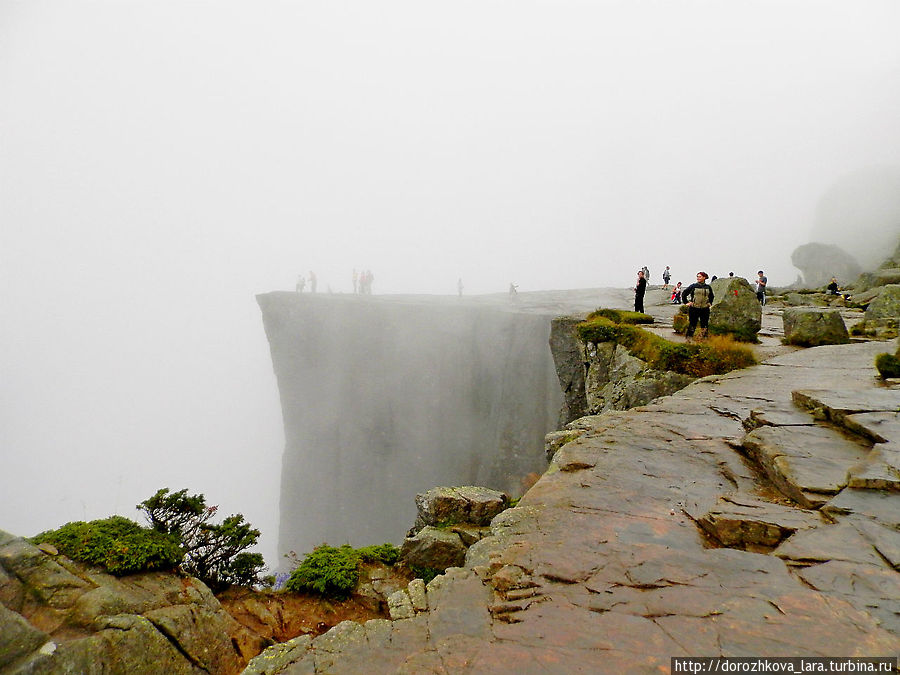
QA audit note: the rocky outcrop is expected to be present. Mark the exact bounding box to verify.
[791,241,862,288]
[583,341,693,413]
[549,316,588,425]
[400,487,509,572]
[782,307,850,346]
[0,531,265,675]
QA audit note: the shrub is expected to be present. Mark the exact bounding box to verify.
[576,315,756,378]
[285,545,360,598]
[30,516,182,576]
[875,352,900,378]
[137,488,266,590]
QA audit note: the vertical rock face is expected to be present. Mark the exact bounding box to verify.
[257,292,562,556]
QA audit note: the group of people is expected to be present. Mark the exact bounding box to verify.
[352,269,375,294]
[295,271,318,293]
[634,267,771,341]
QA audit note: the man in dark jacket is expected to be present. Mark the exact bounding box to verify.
[634,270,647,313]
[681,271,714,340]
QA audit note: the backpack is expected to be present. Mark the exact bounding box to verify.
[692,286,711,309]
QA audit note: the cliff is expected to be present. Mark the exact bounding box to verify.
[257,292,568,556]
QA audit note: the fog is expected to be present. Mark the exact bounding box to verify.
[2,1,899,565]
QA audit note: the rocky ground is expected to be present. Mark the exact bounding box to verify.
[244,291,899,674]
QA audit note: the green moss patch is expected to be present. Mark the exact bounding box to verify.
[30,516,183,576]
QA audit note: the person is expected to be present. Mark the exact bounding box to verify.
[457,278,464,297]
[662,266,671,289]
[352,269,359,294]
[827,277,839,295]
[670,281,683,303]
[295,275,306,293]
[681,271,714,340]
[509,282,518,296]
[755,270,767,305]
[309,270,318,293]
[634,270,647,313]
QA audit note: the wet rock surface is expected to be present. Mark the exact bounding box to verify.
[244,337,900,672]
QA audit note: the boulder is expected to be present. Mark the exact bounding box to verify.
[399,527,467,570]
[782,308,850,347]
[865,284,900,319]
[791,241,862,288]
[409,486,509,535]
[708,276,762,341]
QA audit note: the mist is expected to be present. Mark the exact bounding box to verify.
[2,1,899,564]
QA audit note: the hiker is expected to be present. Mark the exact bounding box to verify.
[681,271,714,340]
[662,266,671,289]
[634,270,647,313]
[670,281,683,304]
[295,275,306,293]
[755,270,767,305]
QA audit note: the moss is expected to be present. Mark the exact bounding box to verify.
[586,308,653,324]
[875,352,900,378]
[576,313,757,378]
[30,516,183,576]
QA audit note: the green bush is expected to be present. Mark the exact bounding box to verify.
[875,352,900,378]
[576,315,756,378]
[285,545,361,598]
[137,488,266,590]
[30,516,183,576]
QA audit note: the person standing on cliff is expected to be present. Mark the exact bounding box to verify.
[681,271,714,340]
[755,270,767,306]
[309,270,317,293]
[662,266,671,289]
[634,270,647,313]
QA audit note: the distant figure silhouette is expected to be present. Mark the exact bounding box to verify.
[662,266,671,289]
[509,282,518,297]
[458,278,464,297]
[352,269,358,294]
[295,275,306,293]
[309,270,317,293]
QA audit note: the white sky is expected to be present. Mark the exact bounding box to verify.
[2,0,899,562]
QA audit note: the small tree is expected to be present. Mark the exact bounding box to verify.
[138,488,266,590]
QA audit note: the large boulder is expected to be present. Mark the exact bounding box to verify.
[399,527,468,570]
[709,277,762,341]
[782,308,850,347]
[791,242,862,288]
[865,285,900,319]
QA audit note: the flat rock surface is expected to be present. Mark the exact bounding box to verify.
[253,337,900,673]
